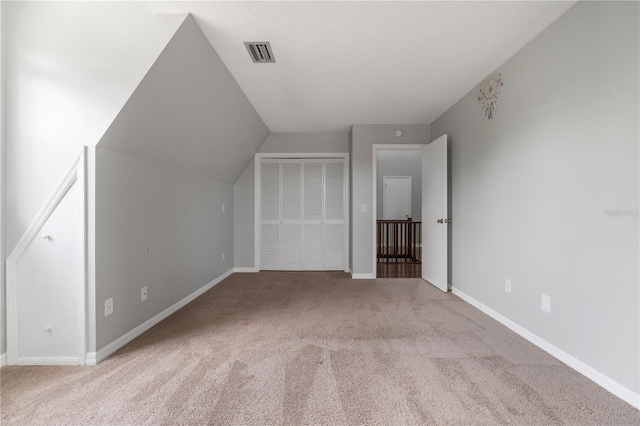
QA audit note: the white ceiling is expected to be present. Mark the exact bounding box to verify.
[150,1,576,133]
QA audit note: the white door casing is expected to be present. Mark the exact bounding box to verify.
[422,135,448,292]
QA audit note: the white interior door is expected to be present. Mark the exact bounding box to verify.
[422,134,448,292]
[281,160,302,270]
[260,160,281,270]
[17,183,81,362]
[260,158,346,271]
[303,160,323,270]
[323,159,345,271]
[383,176,411,219]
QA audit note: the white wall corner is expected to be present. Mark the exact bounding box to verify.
[452,287,640,410]
[94,268,234,364]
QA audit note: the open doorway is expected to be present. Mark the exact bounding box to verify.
[372,136,449,290]
[375,150,422,278]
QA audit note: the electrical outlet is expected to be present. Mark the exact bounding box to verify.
[222,252,225,261]
[541,294,551,313]
[141,286,148,301]
[505,279,511,293]
[105,298,113,316]
[222,203,225,213]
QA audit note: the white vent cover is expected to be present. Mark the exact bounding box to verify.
[245,42,276,63]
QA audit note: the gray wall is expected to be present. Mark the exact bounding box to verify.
[350,124,430,275]
[96,148,233,350]
[94,13,269,352]
[431,1,639,394]
[3,1,185,355]
[233,132,349,269]
[98,15,269,184]
[376,150,422,220]
[259,132,350,154]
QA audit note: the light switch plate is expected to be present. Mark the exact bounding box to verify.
[541,294,551,313]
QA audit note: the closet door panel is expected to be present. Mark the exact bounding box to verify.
[261,224,280,270]
[281,224,302,270]
[261,160,280,221]
[303,160,323,270]
[324,160,345,221]
[324,223,345,270]
[260,160,281,270]
[303,224,323,270]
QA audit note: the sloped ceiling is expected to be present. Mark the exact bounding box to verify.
[98,15,270,183]
[149,1,576,132]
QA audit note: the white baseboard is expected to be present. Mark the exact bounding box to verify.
[1,353,6,367]
[452,287,640,410]
[92,268,234,365]
[351,273,375,279]
[234,267,259,273]
[17,356,79,365]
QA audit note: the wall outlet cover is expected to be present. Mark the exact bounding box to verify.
[141,286,148,301]
[541,294,551,313]
[105,298,114,316]
[505,279,512,293]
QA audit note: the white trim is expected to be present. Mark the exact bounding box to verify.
[0,353,6,367]
[234,267,259,273]
[6,148,87,365]
[255,153,350,273]
[92,268,234,364]
[452,287,640,410]
[16,357,79,366]
[351,273,376,280]
[372,144,425,278]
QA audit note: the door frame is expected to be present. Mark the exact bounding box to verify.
[372,145,424,278]
[6,147,87,365]
[254,152,350,273]
[382,175,412,220]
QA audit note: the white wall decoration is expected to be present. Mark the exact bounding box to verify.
[477,73,503,119]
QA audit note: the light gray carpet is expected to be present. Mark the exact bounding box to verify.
[2,272,639,425]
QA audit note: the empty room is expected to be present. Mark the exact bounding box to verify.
[0,1,639,424]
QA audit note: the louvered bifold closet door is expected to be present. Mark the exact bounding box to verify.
[260,160,280,270]
[324,159,345,270]
[303,160,323,270]
[281,160,302,270]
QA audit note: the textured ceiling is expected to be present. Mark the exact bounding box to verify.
[150,1,576,133]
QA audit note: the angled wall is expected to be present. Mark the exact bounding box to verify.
[98,15,270,184]
[3,1,186,355]
[431,1,639,403]
[95,15,268,355]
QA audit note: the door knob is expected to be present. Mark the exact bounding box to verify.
[437,219,443,223]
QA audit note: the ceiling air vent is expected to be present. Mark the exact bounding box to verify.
[244,42,275,63]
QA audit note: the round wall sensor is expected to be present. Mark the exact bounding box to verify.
[395,130,403,138]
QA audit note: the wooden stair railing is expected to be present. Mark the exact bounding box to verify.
[376,218,422,263]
